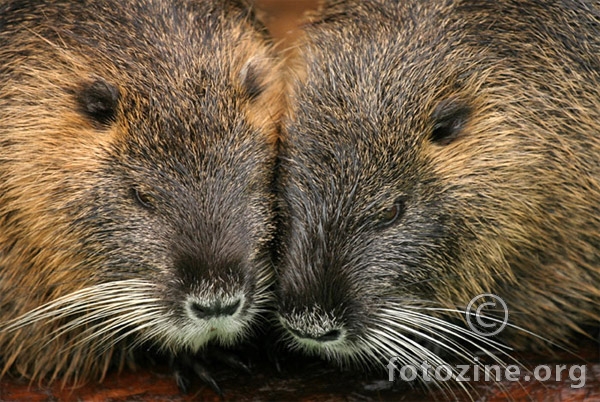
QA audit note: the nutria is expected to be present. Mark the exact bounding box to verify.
[275,0,600,385]
[0,0,281,388]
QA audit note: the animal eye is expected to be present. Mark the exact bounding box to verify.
[381,205,399,222]
[376,198,406,228]
[132,188,153,209]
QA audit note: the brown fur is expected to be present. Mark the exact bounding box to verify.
[0,0,282,385]
[276,0,600,370]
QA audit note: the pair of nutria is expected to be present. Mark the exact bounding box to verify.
[1,0,598,396]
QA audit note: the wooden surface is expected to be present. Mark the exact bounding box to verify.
[1,337,598,401]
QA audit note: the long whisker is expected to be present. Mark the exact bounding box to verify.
[367,304,534,399]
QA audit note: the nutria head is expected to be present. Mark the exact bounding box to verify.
[0,0,282,383]
[276,0,600,371]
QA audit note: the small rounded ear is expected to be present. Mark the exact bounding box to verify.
[239,57,266,101]
[430,98,471,145]
[77,77,120,127]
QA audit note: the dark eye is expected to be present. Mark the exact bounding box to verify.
[376,198,406,228]
[132,188,153,209]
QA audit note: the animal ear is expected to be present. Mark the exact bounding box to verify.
[239,57,267,101]
[77,77,120,127]
[429,98,471,145]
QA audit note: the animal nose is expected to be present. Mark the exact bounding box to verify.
[288,327,342,343]
[280,311,345,344]
[188,297,242,320]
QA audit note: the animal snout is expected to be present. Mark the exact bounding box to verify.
[188,297,243,320]
[280,307,346,345]
[175,252,249,324]
[288,326,342,343]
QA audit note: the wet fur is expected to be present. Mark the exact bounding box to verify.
[276,0,600,384]
[0,0,282,385]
